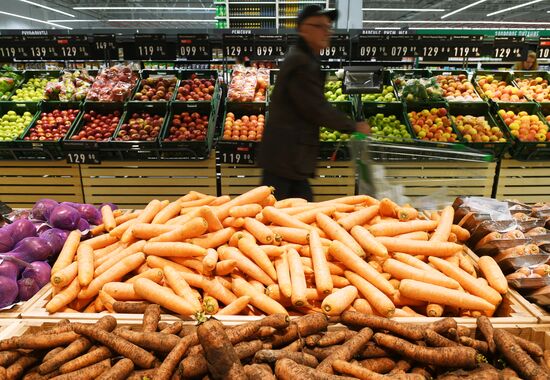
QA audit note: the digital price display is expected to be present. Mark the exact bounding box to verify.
[223,33,254,59]
[134,34,167,60]
[493,36,527,61]
[93,34,117,60]
[53,35,91,60]
[319,34,349,59]
[252,35,286,59]
[177,34,211,60]
[538,37,550,59]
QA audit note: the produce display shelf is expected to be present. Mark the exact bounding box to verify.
[0,160,84,208]
[473,70,528,104]
[0,320,21,340]
[509,291,550,324]
[0,284,51,319]
[496,159,550,204]
[79,157,217,208]
[219,160,356,202]
[0,101,41,160]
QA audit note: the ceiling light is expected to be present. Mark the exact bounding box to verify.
[363,8,445,12]
[107,19,216,22]
[47,19,97,22]
[74,7,214,11]
[441,0,487,19]
[486,0,545,17]
[17,0,74,17]
[364,20,550,25]
[0,10,71,29]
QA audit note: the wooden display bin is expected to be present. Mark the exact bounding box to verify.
[219,160,356,202]
[79,156,217,208]
[0,161,84,208]
[496,159,550,204]
[0,279,53,319]
[0,319,22,340]
[508,291,550,324]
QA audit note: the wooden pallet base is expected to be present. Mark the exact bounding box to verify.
[0,161,83,208]
[497,159,550,203]
[220,161,356,202]
[80,157,217,208]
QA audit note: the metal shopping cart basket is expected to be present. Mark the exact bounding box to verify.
[349,134,494,200]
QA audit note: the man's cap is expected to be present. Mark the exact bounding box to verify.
[297,5,338,26]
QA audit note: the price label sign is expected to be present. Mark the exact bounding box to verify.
[93,34,117,60]
[493,36,527,61]
[319,34,349,59]
[223,33,254,59]
[0,36,21,60]
[134,34,167,60]
[53,35,91,59]
[252,35,286,59]
[177,34,211,60]
[384,35,417,59]
[416,35,485,59]
[218,143,255,165]
[354,34,390,60]
[65,152,101,165]
[22,35,57,59]
[538,37,550,59]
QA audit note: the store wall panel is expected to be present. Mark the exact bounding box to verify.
[0,161,83,208]
[497,159,550,203]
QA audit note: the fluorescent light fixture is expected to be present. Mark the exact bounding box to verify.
[74,7,214,11]
[107,19,216,22]
[441,0,487,19]
[17,0,74,17]
[364,20,550,25]
[0,10,71,29]
[486,0,544,17]
[47,19,97,22]
[363,8,445,12]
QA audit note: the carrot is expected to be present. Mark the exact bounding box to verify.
[329,241,395,297]
[132,278,195,316]
[46,277,81,313]
[202,248,218,273]
[150,217,209,242]
[369,220,438,237]
[293,206,337,224]
[353,298,374,315]
[216,296,251,315]
[459,252,477,277]
[375,237,462,257]
[125,268,164,284]
[399,279,495,311]
[51,230,81,274]
[189,227,236,248]
[150,200,180,224]
[286,248,307,307]
[238,236,277,281]
[100,205,116,232]
[451,225,470,241]
[263,206,315,231]
[218,246,274,286]
[198,206,223,232]
[95,240,146,276]
[96,358,134,380]
[428,256,502,305]
[379,198,401,218]
[232,276,287,315]
[101,282,141,301]
[261,245,285,258]
[426,304,445,317]
[398,207,419,222]
[275,253,292,298]
[215,259,237,276]
[215,186,272,218]
[430,206,454,242]
[338,205,379,231]
[308,229,333,295]
[345,271,395,317]
[478,256,508,294]
[131,223,177,239]
[79,252,145,299]
[244,217,277,244]
[319,195,375,206]
[316,214,364,258]
[202,295,219,314]
[93,242,122,262]
[316,327,374,374]
[200,277,238,306]
[268,226,309,245]
[350,226,388,258]
[395,231,429,240]
[321,286,358,316]
[76,244,94,287]
[229,204,262,218]
[474,231,502,250]
[142,242,206,258]
[383,259,459,289]
[163,266,202,311]
[51,261,78,288]
[301,258,345,276]
[274,197,308,208]
[98,289,116,312]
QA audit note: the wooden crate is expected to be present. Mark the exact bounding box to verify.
[80,157,217,208]
[220,161,356,201]
[497,159,550,203]
[508,291,550,324]
[0,319,22,340]
[0,284,51,319]
[375,161,496,203]
[0,161,83,208]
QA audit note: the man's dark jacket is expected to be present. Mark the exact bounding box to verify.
[257,37,354,180]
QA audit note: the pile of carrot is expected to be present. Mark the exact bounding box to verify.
[1,310,548,380]
[44,187,508,318]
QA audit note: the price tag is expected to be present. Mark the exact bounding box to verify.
[223,33,254,59]
[319,34,349,59]
[416,35,485,59]
[53,35,91,59]
[493,36,527,61]
[385,35,417,59]
[134,34,167,60]
[22,35,57,59]
[178,34,211,60]
[538,37,550,59]
[0,36,19,60]
[218,143,255,165]
[354,34,390,60]
[65,152,101,164]
[252,35,286,59]
[93,34,117,60]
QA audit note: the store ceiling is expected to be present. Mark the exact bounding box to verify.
[0,0,549,30]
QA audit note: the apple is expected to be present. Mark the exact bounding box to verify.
[70,110,120,141]
[227,67,269,102]
[134,76,176,101]
[23,109,78,141]
[176,74,215,102]
[515,77,550,103]
[163,111,208,142]
[0,110,34,141]
[452,114,506,143]
[435,74,480,101]
[222,112,264,141]
[408,108,457,142]
[476,75,526,102]
[114,112,163,141]
[498,109,549,142]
